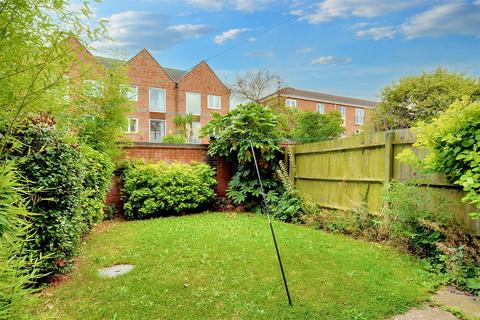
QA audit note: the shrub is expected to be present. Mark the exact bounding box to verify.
[162,134,186,144]
[7,120,84,277]
[292,110,344,143]
[0,164,41,319]
[399,100,480,220]
[122,161,216,219]
[78,144,114,233]
[4,118,114,279]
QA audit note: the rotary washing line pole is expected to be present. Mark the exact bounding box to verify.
[249,140,293,307]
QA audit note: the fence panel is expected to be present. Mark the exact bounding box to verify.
[293,129,479,234]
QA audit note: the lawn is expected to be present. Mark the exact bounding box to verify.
[37,213,436,320]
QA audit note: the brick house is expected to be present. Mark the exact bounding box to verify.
[264,87,378,136]
[69,39,230,144]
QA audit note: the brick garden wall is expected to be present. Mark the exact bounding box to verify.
[105,143,232,215]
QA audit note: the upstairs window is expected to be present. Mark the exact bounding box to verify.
[316,103,325,114]
[208,95,221,109]
[285,99,297,108]
[355,108,365,125]
[127,118,138,133]
[149,87,166,112]
[121,85,138,101]
[186,92,201,116]
[84,80,104,97]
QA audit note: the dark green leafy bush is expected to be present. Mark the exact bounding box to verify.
[78,144,114,233]
[122,161,216,219]
[4,118,114,279]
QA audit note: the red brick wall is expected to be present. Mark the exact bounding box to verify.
[105,144,232,215]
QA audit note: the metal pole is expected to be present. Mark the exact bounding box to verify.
[249,141,293,307]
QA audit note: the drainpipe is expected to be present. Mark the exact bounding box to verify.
[175,82,179,114]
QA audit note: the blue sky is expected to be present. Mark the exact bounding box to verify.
[81,0,480,101]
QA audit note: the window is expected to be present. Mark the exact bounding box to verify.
[121,85,138,101]
[208,95,221,109]
[316,103,325,114]
[338,106,346,125]
[150,119,166,142]
[149,87,166,112]
[127,118,138,133]
[285,99,297,108]
[355,108,365,125]
[84,80,103,97]
[189,122,201,144]
[186,92,201,115]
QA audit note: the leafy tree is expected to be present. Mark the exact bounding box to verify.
[371,68,480,131]
[202,103,284,208]
[292,110,344,143]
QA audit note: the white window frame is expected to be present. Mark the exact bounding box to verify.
[207,94,221,110]
[338,106,347,126]
[149,119,166,143]
[83,79,104,97]
[121,85,138,102]
[149,87,166,112]
[355,108,365,125]
[186,92,201,116]
[285,99,297,108]
[127,118,139,133]
[316,103,325,114]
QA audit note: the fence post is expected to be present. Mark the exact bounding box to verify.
[384,131,394,183]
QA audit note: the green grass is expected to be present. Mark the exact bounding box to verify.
[37,213,436,319]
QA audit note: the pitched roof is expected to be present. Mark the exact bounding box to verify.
[277,87,378,108]
[94,55,188,81]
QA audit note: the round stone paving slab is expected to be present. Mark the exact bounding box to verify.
[98,264,135,278]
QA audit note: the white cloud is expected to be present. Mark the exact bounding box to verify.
[91,11,213,53]
[214,28,249,44]
[294,0,423,24]
[297,47,312,54]
[248,37,257,42]
[187,0,276,12]
[402,2,480,38]
[311,55,351,64]
[356,26,396,40]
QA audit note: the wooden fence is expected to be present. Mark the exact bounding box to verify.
[291,129,480,234]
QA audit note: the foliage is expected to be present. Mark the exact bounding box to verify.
[202,103,284,209]
[78,144,114,233]
[202,103,284,164]
[292,110,345,143]
[5,119,84,277]
[0,164,41,319]
[300,181,480,295]
[173,113,195,143]
[162,134,186,144]
[265,161,302,222]
[398,100,480,220]
[0,0,101,150]
[371,68,480,131]
[71,61,133,159]
[122,161,216,219]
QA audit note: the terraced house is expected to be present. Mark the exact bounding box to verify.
[68,38,231,144]
[264,87,378,137]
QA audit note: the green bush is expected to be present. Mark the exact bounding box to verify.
[292,110,344,143]
[162,134,186,144]
[399,100,480,220]
[0,164,42,319]
[8,120,84,277]
[4,118,114,279]
[122,161,216,219]
[78,144,114,233]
